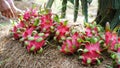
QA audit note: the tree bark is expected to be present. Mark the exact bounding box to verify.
[95,0,120,30]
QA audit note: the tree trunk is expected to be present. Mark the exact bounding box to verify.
[96,0,120,30]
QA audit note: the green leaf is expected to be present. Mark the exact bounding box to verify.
[113,25,120,32]
[111,53,116,59]
[83,49,88,53]
[87,58,91,64]
[99,40,104,44]
[19,38,24,42]
[57,46,61,50]
[10,19,17,26]
[32,31,38,36]
[33,18,39,26]
[72,45,76,49]
[24,41,29,46]
[77,38,84,43]
[56,31,60,35]
[36,37,43,42]
[43,28,46,32]
[90,37,98,43]
[96,58,101,65]
[67,37,72,40]
[28,36,34,41]
[37,48,43,53]
[85,37,91,41]
[63,20,68,26]
[38,33,45,36]
[71,29,77,34]
[61,36,66,40]
[54,37,57,41]
[65,31,69,36]
[53,15,60,23]
[79,56,83,59]
[19,15,23,20]
[30,46,36,51]
[32,4,37,9]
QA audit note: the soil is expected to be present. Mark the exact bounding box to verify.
[0,1,113,68]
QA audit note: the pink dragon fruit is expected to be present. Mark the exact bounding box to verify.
[105,22,112,46]
[105,22,118,51]
[79,42,101,65]
[54,22,70,42]
[109,32,117,51]
[60,32,81,54]
[77,23,104,65]
[24,32,49,53]
[105,31,112,46]
[23,8,38,21]
[11,26,20,39]
[85,22,102,37]
[11,21,26,39]
[11,8,39,40]
[40,13,54,33]
[25,40,45,53]
[16,21,25,28]
[20,26,35,41]
[84,22,104,44]
[85,27,92,37]
[11,7,55,53]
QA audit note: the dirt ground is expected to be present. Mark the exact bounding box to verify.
[0,1,113,68]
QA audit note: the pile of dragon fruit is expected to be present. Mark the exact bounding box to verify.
[10,8,120,67]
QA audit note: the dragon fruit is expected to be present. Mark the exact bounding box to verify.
[25,40,45,53]
[105,23,120,68]
[105,22,119,51]
[60,32,81,54]
[11,8,39,39]
[84,22,102,37]
[77,22,104,65]
[10,7,55,53]
[109,32,118,51]
[85,27,92,37]
[11,26,21,39]
[54,22,70,42]
[11,6,120,67]
[105,22,112,46]
[79,42,101,65]
[24,32,49,53]
[40,13,55,34]
[19,26,35,41]
[11,21,26,39]
[22,27,49,53]
[23,8,38,21]
[84,22,104,44]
